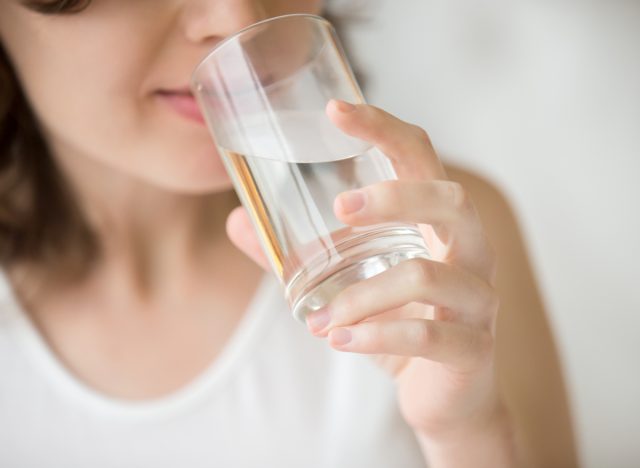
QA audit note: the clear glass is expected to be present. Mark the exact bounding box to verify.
[191,14,430,322]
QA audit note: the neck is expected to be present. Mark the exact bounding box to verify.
[21,140,248,304]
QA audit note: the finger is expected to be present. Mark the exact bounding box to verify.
[326,99,447,181]
[327,319,494,371]
[305,257,498,336]
[333,179,494,280]
[225,206,271,271]
[335,179,479,228]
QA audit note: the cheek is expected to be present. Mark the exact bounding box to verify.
[3,8,233,193]
[29,65,232,192]
[97,105,235,192]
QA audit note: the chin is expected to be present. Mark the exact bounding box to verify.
[150,147,234,194]
[136,162,233,195]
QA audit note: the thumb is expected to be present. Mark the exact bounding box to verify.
[226,206,271,272]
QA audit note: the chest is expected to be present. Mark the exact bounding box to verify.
[21,290,248,400]
[0,328,427,468]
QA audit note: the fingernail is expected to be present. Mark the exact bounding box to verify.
[337,190,366,214]
[330,328,352,346]
[334,99,357,113]
[306,307,331,334]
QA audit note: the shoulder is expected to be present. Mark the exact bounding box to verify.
[445,164,580,468]
[0,268,22,371]
[0,268,17,324]
[0,267,29,344]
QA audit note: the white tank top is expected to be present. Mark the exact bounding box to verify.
[0,270,427,467]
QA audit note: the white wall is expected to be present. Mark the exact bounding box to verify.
[340,1,640,467]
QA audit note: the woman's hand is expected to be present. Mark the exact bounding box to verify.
[227,99,516,466]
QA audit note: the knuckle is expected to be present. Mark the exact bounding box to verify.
[484,235,497,260]
[474,275,500,314]
[334,287,361,318]
[404,258,439,287]
[446,181,471,213]
[483,238,499,282]
[365,106,387,133]
[474,331,495,364]
[374,180,404,217]
[481,234,497,262]
[332,283,370,324]
[459,329,494,369]
[485,289,500,315]
[365,324,385,349]
[368,124,387,142]
[411,320,436,352]
[410,124,433,147]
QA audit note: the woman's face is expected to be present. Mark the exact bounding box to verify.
[0,0,323,193]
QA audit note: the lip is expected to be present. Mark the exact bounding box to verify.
[155,90,206,125]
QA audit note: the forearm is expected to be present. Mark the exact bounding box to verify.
[415,401,523,468]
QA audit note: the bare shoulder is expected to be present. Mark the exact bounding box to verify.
[445,164,580,468]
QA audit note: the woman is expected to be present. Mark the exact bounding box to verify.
[0,0,577,467]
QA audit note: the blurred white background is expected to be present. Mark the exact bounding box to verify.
[338,1,640,467]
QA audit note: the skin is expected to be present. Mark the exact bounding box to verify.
[0,1,577,467]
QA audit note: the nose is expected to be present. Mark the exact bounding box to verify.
[180,0,268,44]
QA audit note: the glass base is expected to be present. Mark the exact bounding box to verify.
[286,226,430,323]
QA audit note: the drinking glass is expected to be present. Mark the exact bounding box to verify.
[191,14,430,322]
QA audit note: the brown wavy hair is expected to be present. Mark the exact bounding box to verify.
[0,0,97,284]
[0,0,361,284]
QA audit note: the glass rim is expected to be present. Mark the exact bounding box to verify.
[190,13,331,89]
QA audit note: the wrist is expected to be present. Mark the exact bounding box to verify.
[415,398,520,468]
